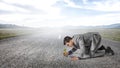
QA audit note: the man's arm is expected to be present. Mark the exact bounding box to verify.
[63,47,77,57]
[68,48,77,55]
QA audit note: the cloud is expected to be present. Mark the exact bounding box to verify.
[0,0,65,27]
[63,0,120,12]
[0,0,120,27]
[2,0,61,14]
[89,0,120,11]
[68,13,120,26]
[0,13,66,27]
[0,10,13,14]
[11,3,45,14]
[0,2,32,14]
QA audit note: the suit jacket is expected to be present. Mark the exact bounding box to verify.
[68,32,101,58]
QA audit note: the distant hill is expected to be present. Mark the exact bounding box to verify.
[0,24,26,28]
[0,23,120,29]
[97,23,120,28]
[63,23,120,29]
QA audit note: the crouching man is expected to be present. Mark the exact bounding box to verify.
[63,32,114,61]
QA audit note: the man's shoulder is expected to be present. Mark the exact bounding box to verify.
[72,34,83,38]
[72,34,84,41]
[72,32,100,40]
[73,32,99,37]
[85,32,100,35]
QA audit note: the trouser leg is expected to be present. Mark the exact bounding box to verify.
[90,34,101,57]
[97,45,106,50]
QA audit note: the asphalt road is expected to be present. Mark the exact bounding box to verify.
[0,29,120,68]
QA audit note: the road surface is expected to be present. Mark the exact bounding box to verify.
[0,29,120,68]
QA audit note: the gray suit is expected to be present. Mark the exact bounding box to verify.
[68,32,102,58]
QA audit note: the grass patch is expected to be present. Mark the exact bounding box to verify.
[0,28,33,40]
[86,28,120,41]
[99,29,120,41]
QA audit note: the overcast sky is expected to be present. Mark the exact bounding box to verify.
[0,0,120,27]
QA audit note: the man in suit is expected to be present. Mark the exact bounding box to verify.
[63,32,114,61]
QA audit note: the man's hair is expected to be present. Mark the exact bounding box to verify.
[63,36,72,45]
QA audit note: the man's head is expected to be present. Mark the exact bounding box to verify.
[63,36,74,47]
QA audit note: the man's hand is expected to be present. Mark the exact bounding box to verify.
[71,56,79,61]
[63,52,68,57]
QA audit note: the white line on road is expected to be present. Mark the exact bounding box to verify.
[58,35,61,39]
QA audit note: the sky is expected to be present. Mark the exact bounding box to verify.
[0,0,120,27]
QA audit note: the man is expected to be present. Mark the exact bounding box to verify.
[63,32,114,61]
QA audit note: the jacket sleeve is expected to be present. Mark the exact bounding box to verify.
[68,48,77,55]
[77,39,90,59]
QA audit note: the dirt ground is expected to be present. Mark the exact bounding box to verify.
[0,29,120,68]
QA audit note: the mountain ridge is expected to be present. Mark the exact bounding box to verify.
[0,23,120,28]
